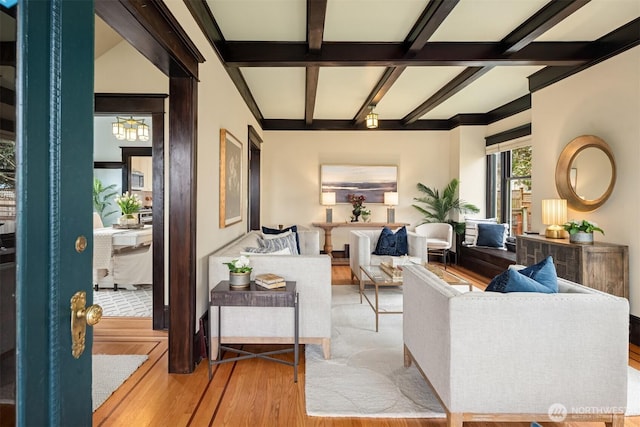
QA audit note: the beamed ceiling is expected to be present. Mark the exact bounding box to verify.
[185,0,639,131]
[2,1,639,135]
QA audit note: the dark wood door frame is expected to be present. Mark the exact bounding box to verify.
[95,0,205,373]
[95,93,167,331]
[248,125,262,231]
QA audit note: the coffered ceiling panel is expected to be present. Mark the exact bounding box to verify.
[206,0,306,41]
[324,0,430,42]
[535,0,640,41]
[314,67,387,119]
[429,0,549,41]
[423,65,544,120]
[241,67,306,119]
[376,66,466,119]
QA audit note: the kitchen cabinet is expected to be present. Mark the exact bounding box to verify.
[130,156,153,191]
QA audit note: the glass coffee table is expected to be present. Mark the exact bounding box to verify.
[359,263,472,332]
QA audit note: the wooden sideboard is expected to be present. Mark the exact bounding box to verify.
[516,234,629,298]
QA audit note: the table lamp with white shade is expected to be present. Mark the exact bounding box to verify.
[321,192,336,223]
[541,199,567,238]
[384,192,398,223]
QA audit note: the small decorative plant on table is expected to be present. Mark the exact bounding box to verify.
[563,219,604,244]
[114,191,142,227]
[348,194,367,222]
[224,255,252,287]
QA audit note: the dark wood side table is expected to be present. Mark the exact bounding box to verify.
[208,280,299,382]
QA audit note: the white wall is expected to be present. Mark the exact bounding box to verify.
[95,3,264,324]
[532,46,640,315]
[260,130,453,250]
[164,2,264,324]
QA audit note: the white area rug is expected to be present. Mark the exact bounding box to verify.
[93,354,148,411]
[93,284,152,317]
[305,285,640,418]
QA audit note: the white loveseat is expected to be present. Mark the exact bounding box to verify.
[208,229,332,359]
[402,264,629,426]
[349,228,428,281]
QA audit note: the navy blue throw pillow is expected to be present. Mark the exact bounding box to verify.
[262,225,300,254]
[475,223,507,249]
[518,256,558,292]
[485,268,557,293]
[373,226,408,256]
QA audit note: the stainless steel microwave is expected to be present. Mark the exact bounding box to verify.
[131,171,144,190]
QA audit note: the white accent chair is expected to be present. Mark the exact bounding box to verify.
[414,223,453,268]
[349,228,428,282]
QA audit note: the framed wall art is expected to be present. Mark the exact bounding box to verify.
[320,165,398,203]
[219,128,242,228]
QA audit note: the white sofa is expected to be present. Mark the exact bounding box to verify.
[208,229,332,359]
[349,228,428,281]
[402,264,629,426]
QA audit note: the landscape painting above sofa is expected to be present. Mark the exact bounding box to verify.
[320,165,397,203]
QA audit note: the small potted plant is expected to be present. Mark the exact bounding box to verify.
[223,255,252,287]
[563,219,604,244]
[114,191,142,227]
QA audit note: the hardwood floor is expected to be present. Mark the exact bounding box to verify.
[93,265,640,426]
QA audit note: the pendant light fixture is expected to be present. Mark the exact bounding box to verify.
[365,106,379,129]
[112,116,150,142]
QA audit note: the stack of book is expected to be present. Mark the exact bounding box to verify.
[255,273,286,289]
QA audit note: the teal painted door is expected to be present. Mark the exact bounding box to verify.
[16,0,95,425]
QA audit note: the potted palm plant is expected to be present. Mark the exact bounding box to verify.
[412,178,479,235]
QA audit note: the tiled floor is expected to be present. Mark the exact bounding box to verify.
[93,284,152,317]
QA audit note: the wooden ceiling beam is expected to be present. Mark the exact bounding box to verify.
[402,66,491,125]
[185,0,264,122]
[406,0,460,51]
[307,0,327,53]
[305,66,319,125]
[305,0,327,124]
[529,17,640,92]
[353,0,459,124]
[502,0,590,54]
[222,41,591,67]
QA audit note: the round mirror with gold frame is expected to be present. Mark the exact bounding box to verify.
[555,135,616,212]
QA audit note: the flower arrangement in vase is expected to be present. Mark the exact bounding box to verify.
[347,194,366,222]
[563,219,604,244]
[114,191,142,227]
[223,255,252,287]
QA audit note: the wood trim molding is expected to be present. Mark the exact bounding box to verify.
[95,0,204,78]
[631,315,640,347]
[93,161,122,169]
[168,75,198,373]
[485,124,532,146]
[94,93,167,114]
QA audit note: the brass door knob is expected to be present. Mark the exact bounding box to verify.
[70,291,102,358]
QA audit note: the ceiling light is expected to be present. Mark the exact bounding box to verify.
[366,106,378,129]
[111,116,150,142]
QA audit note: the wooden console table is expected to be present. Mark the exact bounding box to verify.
[312,222,408,257]
[516,234,628,298]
